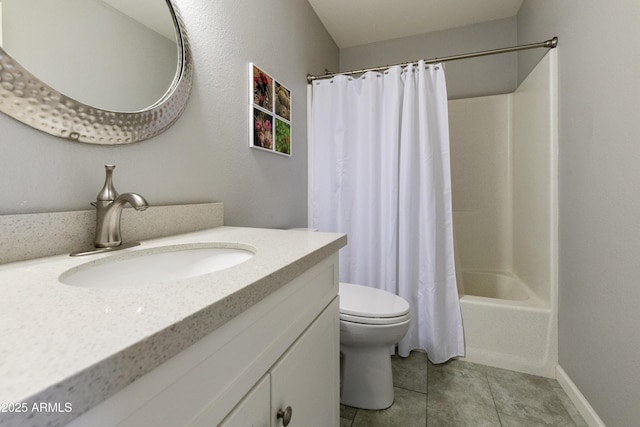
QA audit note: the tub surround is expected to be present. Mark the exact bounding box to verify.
[450,51,557,377]
[0,202,225,264]
[0,226,346,427]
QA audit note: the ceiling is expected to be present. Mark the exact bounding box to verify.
[307,0,524,48]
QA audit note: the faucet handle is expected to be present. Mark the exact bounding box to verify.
[96,164,119,202]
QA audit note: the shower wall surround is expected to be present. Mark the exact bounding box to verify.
[450,50,556,304]
[449,95,512,273]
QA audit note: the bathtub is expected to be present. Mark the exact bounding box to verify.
[458,271,557,377]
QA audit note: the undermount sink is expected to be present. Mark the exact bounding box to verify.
[59,243,255,289]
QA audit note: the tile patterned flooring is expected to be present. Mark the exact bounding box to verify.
[340,352,588,427]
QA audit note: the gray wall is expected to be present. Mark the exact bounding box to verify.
[518,1,640,426]
[0,0,338,230]
[339,17,517,99]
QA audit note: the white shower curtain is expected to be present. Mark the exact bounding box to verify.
[311,61,464,363]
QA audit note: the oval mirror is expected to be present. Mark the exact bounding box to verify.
[0,0,192,144]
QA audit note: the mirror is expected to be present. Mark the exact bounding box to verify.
[0,0,192,144]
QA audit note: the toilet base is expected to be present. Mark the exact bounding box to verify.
[340,345,394,410]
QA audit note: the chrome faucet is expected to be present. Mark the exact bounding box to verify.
[92,165,149,248]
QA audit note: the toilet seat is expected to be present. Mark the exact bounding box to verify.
[339,282,410,325]
[340,311,411,325]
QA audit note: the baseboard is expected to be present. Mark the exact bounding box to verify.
[556,365,606,427]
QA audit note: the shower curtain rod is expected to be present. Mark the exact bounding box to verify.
[307,36,558,83]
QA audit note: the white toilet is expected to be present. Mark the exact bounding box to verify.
[339,282,411,410]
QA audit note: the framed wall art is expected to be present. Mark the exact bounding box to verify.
[249,63,291,156]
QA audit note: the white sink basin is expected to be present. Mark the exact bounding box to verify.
[59,243,255,289]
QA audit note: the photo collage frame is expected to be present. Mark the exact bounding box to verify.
[249,63,291,156]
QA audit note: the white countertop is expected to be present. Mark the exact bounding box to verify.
[0,226,346,427]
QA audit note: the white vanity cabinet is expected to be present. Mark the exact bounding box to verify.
[68,253,340,427]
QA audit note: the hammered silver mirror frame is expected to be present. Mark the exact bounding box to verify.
[0,0,193,145]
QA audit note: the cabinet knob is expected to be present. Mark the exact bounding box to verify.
[276,406,292,426]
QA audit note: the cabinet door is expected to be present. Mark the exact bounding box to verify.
[218,375,270,427]
[270,299,339,427]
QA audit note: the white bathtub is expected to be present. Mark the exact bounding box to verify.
[459,271,557,377]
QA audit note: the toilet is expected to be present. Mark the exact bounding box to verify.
[339,282,411,410]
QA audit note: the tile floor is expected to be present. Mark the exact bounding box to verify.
[340,351,588,427]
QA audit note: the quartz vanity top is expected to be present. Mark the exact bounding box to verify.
[0,226,346,427]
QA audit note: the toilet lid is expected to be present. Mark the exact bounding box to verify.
[339,282,410,319]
